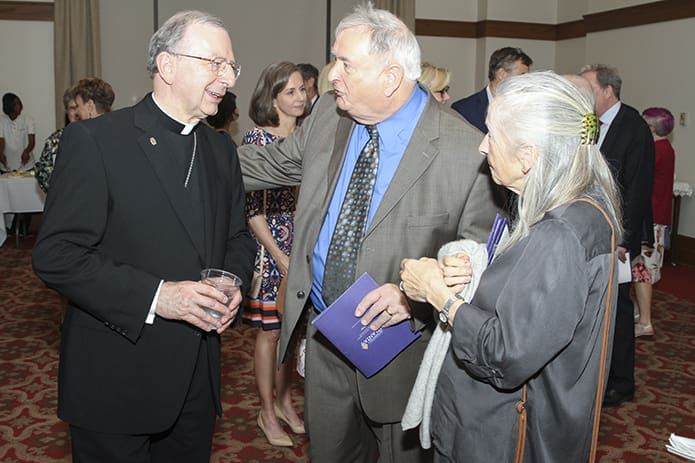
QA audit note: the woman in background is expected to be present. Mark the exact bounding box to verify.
[633,107,676,337]
[206,91,239,148]
[400,72,621,462]
[419,62,451,103]
[36,87,80,193]
[240,61,307,447]
[36,78,114,193]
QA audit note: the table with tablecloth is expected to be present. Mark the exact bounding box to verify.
[0,174,46,246]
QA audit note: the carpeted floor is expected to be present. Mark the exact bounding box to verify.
[1,235,693,462]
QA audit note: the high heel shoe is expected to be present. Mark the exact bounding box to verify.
[257,413,293,446]
[274,402,306,434]
[635,323,654,337]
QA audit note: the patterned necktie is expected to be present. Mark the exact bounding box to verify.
[322,125,380,306]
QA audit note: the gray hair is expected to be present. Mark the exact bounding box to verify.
[488,71,623,250]
[336,3,421,81]
[146,10,225,78]
[579,64,622,100]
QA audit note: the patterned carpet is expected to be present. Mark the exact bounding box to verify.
[1,239,693,462]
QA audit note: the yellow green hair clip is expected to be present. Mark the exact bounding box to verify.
[581,112,599,145]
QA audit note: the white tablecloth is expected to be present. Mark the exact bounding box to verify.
[0,174,46,246]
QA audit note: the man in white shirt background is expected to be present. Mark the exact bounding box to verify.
[0,92,35,172]
[0,92,36,237]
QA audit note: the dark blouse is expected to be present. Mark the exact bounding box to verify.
[432,200,617,462]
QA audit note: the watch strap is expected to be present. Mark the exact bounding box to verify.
[440,293,465,325]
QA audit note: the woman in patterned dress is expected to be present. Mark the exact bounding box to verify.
[35,79,114,192]
[632,107,676,337]
[240,62,308,447]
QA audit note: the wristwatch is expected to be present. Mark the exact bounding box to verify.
[439,294,465,325]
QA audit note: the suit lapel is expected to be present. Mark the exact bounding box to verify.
[134,99,206,261]
[365,99,440,236]
[323,115,354,218]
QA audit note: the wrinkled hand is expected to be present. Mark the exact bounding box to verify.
[400,257,454,304]
[156,280,241,333]
[355,283,411,331]
[440,253,472,294]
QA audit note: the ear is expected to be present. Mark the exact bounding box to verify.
[518,144,539,175]
[495,66,507,82]
[156,52,176,84]
[86,99,97,118]
[382,64,404,97]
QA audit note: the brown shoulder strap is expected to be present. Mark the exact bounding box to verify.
[513,198,616,463]
[514,385,528,463]
[572,197,616,463]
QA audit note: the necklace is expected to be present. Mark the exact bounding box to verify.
[184,132,196,188]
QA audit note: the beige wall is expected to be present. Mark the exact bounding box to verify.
[587,0,652,14]
[2,0,694,237]
[557,0,587,22]
[584,18,695,236]
[0,19,54,154]
[98,0,328,139]
[413,1,695,238]
[484,0,557,23]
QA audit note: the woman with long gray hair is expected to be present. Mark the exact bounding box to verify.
[400,71,622,462]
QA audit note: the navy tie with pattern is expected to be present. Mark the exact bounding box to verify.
[322,125,380,306]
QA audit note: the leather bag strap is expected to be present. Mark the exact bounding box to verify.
[574,198,616,463]
[513,197,616,463]
[514,385,528,463]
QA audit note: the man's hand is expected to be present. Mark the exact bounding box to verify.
[156,280,241,333]
[21,149,31,165]
[355,283,411,331]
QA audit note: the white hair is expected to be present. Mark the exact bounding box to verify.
[488,71,623,250]
[336,3,421,81]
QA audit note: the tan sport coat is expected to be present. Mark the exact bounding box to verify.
[238,91,503,423]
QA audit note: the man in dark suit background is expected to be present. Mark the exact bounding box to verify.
[298,63,320,110]
[239,5,503,462]
[32,10,256,462]
[580,64,655,407]
[451,46,533,133]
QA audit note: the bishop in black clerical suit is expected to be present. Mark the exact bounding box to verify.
[32,11,256,462]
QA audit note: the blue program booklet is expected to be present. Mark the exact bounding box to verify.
[486,213,510,266]
[312,273,422,378]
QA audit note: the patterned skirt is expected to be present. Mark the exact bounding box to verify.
[631,224,668,284]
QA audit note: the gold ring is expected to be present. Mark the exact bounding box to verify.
[386,307,394,316]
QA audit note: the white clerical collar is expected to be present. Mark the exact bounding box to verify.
[486,85,493,103]
[151,93,199,135]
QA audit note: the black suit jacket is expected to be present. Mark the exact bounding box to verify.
[451,87,489,133]
[32,94,256,434]
[600,103,655,256]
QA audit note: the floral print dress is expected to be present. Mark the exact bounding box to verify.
[240,127,297,330]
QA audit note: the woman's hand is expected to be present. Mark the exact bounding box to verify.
[440,253,472,294]
[274,252,290,277]
[400,257,453,304]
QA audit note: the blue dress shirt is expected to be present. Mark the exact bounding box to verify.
[310,85,428,312]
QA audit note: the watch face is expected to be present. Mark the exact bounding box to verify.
[439,311,448,324]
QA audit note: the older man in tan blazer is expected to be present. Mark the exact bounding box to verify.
[239,5,503,463]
